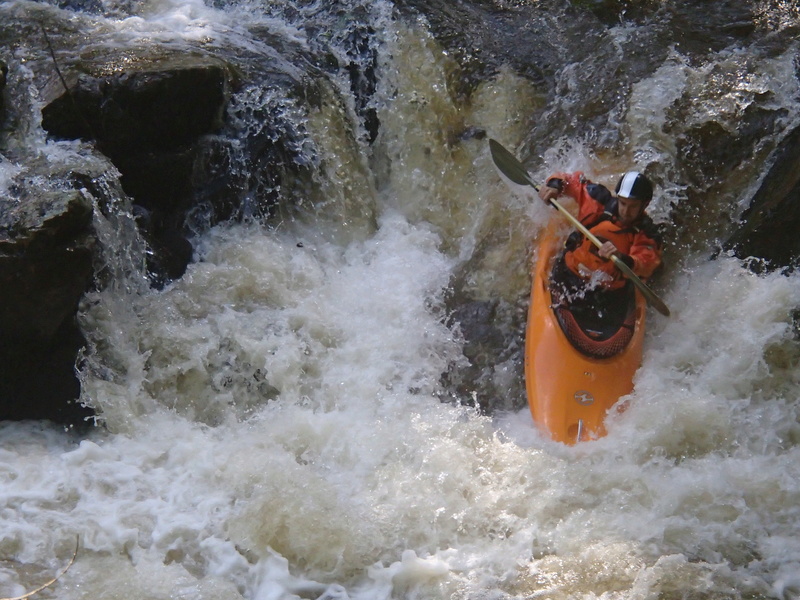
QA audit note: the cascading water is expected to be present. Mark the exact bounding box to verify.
[2,1,800,599]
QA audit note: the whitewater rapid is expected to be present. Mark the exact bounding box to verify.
[4,222,800,599]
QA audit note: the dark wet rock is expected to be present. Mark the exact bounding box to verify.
[0,28,338,423]
[344,23,380,144]
[143,225,194,288]
[391,0,669,150]
[0,58,7,126]
[666,1,757,53]
[447,126,487,147]
[724,123,800,271]
[576,0,757,50]
[392,0,763,155]
[452,301,506,362]
[40,54,234,287]
[665,102,787,254]
[443,299,526,413]
[54,0,105,13]
[199,87,319,226]
[0,151,146,427]
[0,189,96,425]
[392,0,566,99]
[38,48,329,284]
[0,190,94,339]
[41,60,231,153]
[673,109,782,186]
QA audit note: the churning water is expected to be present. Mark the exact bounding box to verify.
[2,0,800,599]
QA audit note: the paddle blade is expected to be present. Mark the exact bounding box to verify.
[489,139,537,189]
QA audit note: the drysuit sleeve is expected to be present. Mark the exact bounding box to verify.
[544,172,583,200]
[544,172,609,224]
[629,229,662,279]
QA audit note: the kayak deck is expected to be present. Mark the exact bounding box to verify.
[524,221,646,444]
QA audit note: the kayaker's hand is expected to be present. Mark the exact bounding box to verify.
[598,242,635,268]
[539,185,560,205]
[597,241,619,260]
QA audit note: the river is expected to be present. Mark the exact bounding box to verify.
[2,0,800,598]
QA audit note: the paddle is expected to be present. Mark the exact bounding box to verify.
[488,138,671,317]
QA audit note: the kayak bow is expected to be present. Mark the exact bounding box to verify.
[525,221,646,443]
[486,138,654,443]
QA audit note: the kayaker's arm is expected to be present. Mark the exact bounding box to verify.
[627,230,663,279]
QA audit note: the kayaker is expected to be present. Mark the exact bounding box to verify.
[537,170,663,313]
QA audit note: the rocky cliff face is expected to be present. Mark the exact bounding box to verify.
[0,41,312,422]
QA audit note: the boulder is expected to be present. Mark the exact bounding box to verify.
[41,54,236,287]
[725,123,800,270]
[1,31,337,423]
[41,59,231,154]
[0,189,96,425]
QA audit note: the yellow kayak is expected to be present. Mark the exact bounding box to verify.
[524,220,646,444]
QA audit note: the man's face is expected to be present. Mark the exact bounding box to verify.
[617,196,644,226]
